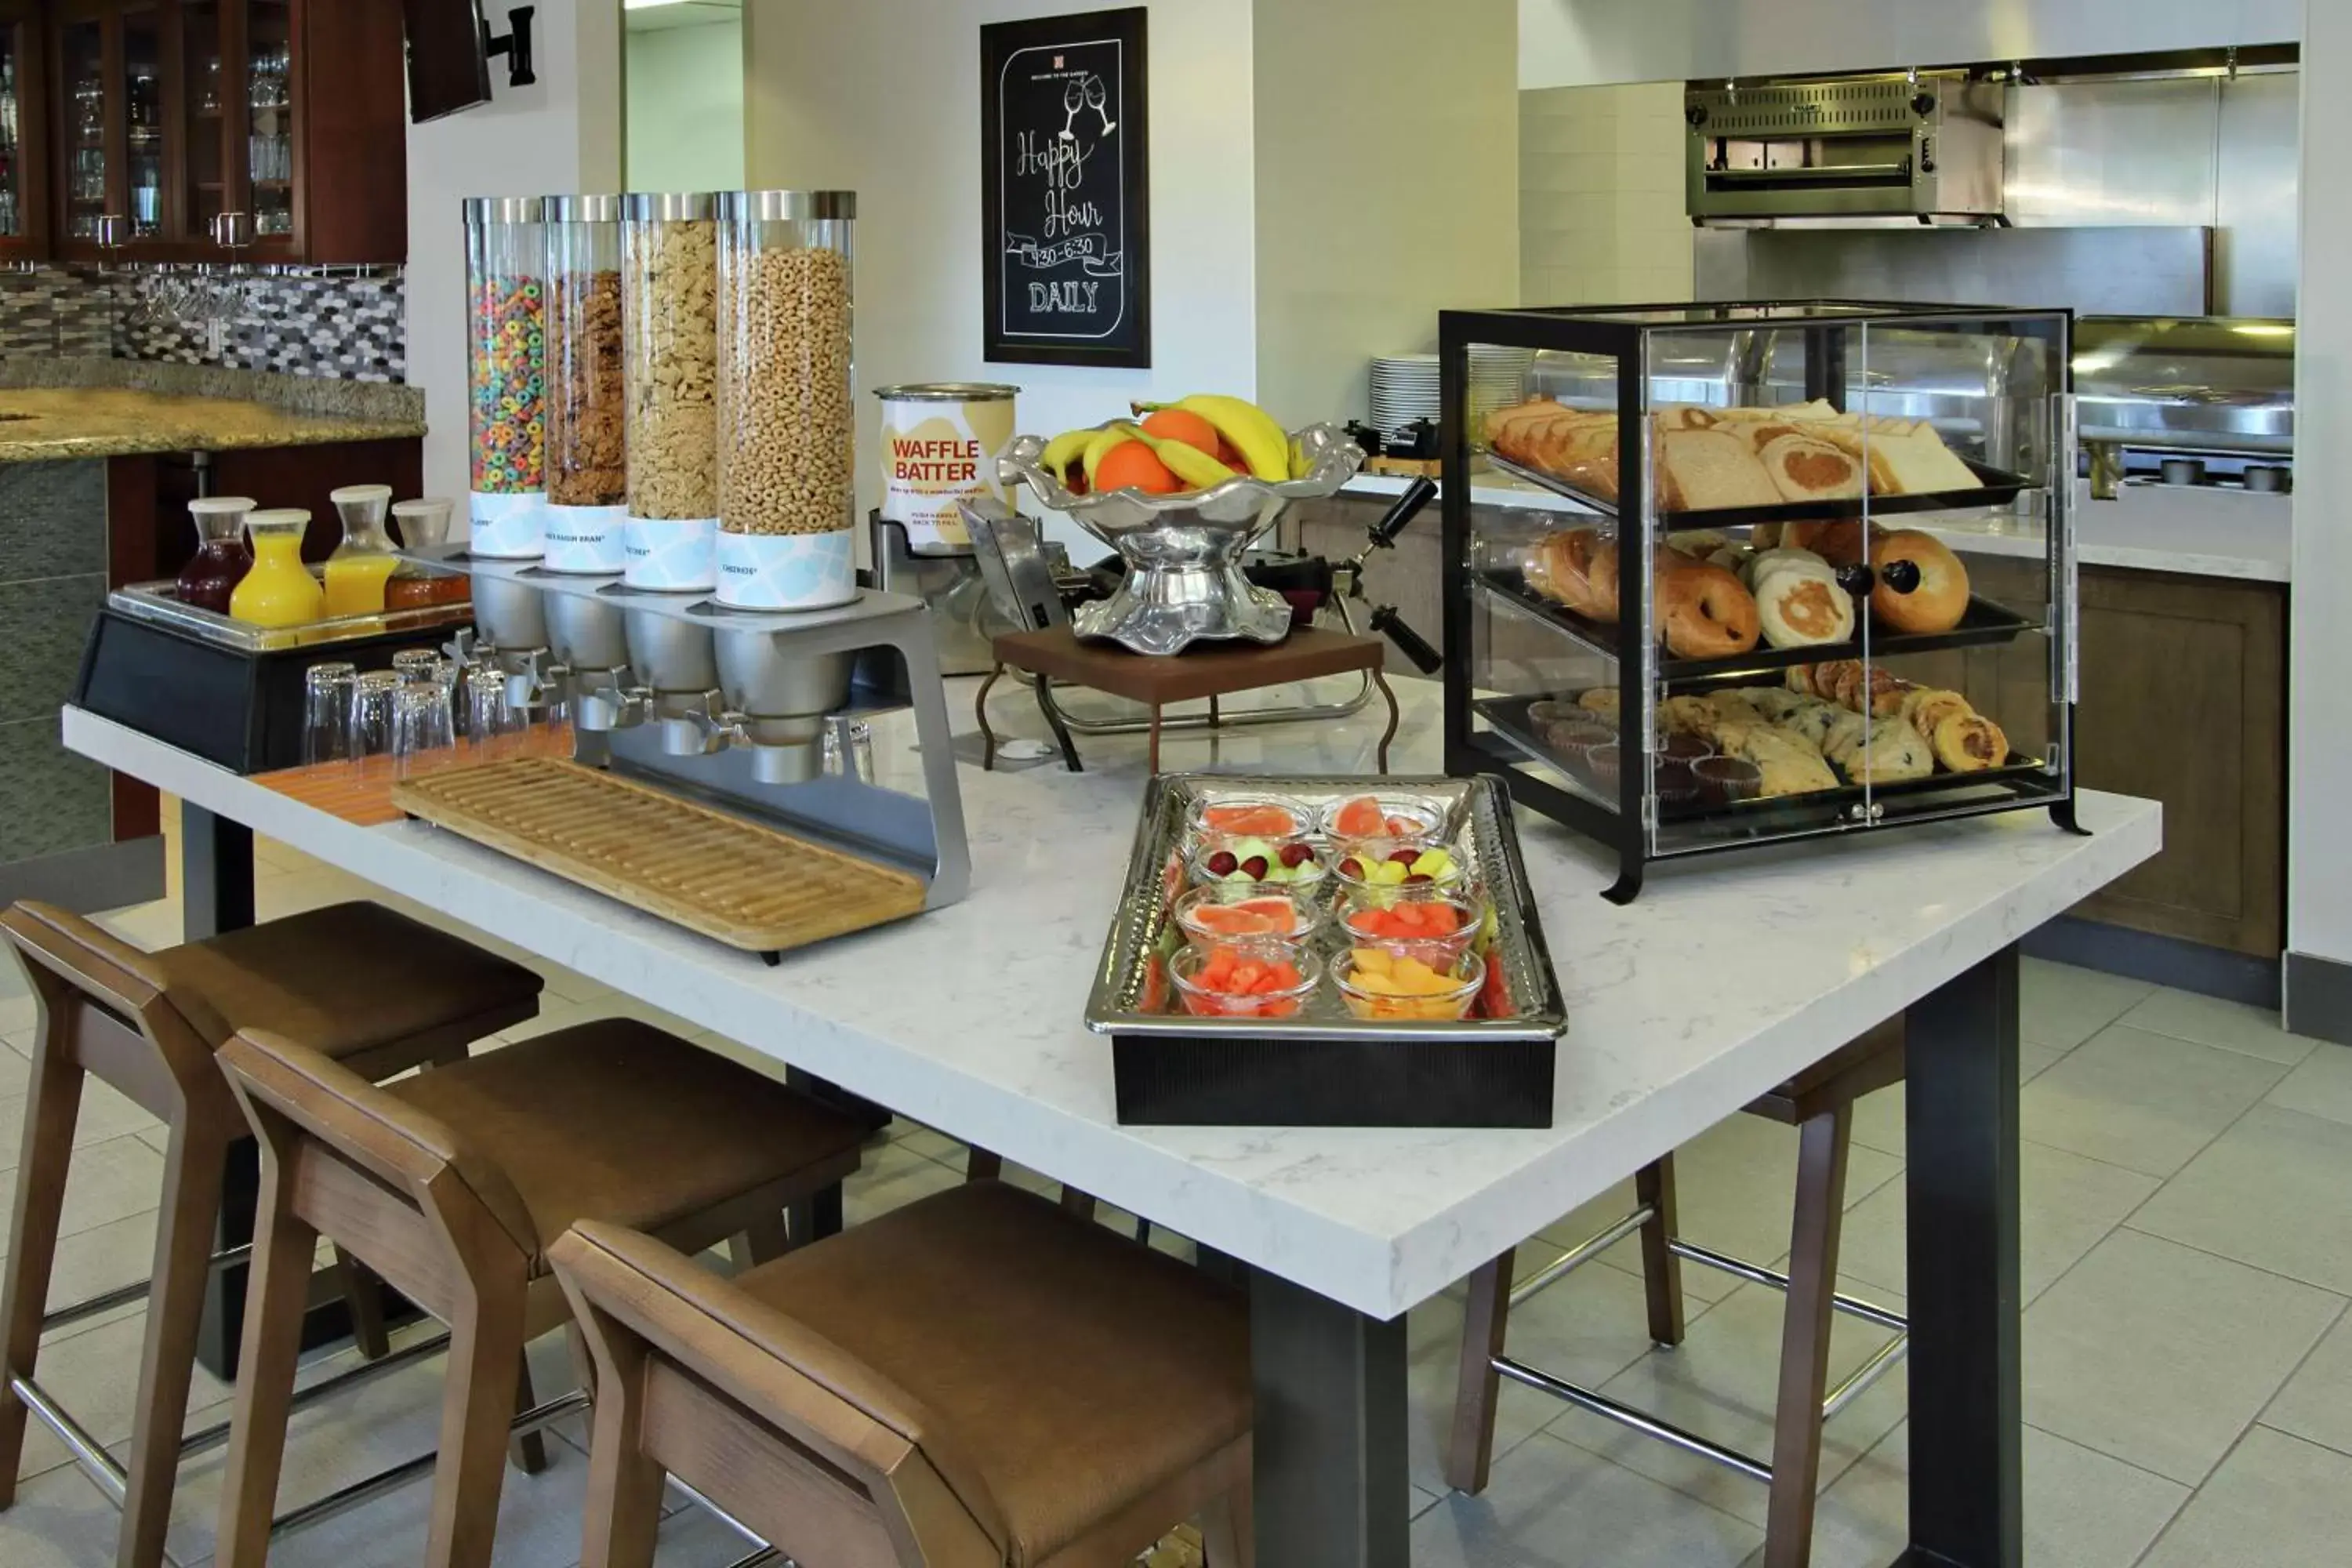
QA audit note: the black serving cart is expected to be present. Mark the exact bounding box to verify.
[1437,299,2083,902]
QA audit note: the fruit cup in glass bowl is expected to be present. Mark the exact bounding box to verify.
[1319,792,1449,851]
[1332,838,1467,906]
[1333,948,1486,1022]
[1189,793,1313,842]
[1169,942,1323,1019]
[1336,891,1481,963]
[1187,832,1329,893]
[1171,884,1327,948]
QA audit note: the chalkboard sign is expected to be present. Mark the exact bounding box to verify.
[981,8,1151,368]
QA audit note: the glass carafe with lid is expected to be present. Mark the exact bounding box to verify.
[387,499,473,608]
[324,484,397,618]
[230,510,323,628]
[176,495,257,613]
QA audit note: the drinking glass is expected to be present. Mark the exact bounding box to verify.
[462,663,514,758]
[823,716,873,782]
[391,682,456,779]
[347,671,401,774]
[391,648,441,684]
[300,661,357,766]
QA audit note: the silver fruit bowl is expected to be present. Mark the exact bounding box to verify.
[996,422,1366,656]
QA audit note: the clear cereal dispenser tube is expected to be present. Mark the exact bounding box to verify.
[463,196,550,558]
[543,194,627,573]
[714,190,858,610]
[620,191,721,591]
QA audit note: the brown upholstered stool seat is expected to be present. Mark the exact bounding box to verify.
[552,1178,1255,1568]
[387,1019,870,1258]
[149,900,544,1069]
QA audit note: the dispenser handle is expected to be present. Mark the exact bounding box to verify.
[1368,477,1436,549]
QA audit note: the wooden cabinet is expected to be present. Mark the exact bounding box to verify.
[2071,568,2286,957]
[0,0,49,256]
[45,0,404,264]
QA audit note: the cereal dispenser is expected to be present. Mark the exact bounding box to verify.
[714,190,858,611]
[621,191,722,590]
[543,194,627,573]
[463,196,550,558]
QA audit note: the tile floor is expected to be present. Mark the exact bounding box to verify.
[1,837,2347,1566]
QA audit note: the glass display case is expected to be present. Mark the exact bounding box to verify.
[0,0,43,252]
[1438,299,2081,902]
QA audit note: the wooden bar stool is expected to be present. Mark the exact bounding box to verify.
[550,1178,1255,1568]
[0,899,544,1568]
[211,1017,868,1568]
[1450,1019,1909,1568]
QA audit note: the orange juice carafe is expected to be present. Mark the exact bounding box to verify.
[322,484,398,618]
[229,510,325,627]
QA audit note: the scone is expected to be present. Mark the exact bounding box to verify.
[1932,712,2011,772]
[1776,699,1843,752]
[1821,709,1872,768]
[1842,717,1934,783]
[1661,695,1718,738]
[1740,688,1809,720]
[1732,729,1840,797]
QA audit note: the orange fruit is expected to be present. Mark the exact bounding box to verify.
[1094,441,1181,495]
[1192,897,1298,938]
[1203,804,1298,836]
[1333,797,1385,839]
[1142,408,1221,456]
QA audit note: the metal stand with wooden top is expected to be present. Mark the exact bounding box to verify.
[979,626,1402,775]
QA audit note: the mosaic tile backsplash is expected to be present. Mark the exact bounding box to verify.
[0,263,405,383]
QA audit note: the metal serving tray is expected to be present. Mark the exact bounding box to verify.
[108,578,474,654]
[1088,773,1566,1045]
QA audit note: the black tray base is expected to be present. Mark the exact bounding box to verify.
[1475,568,2040,680]
[1112,1032,1555,1128]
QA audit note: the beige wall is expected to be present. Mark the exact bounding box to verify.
[742,0,1259,531]
[626,20,746,193]
[1519,82,1690,307]
[1250,0,1519,423]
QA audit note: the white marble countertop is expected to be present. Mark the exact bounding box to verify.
[1344,471,2292,583]
[65,685,2159,1318]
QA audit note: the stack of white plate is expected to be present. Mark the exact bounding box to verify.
[1369,354,1441,434]
[1368,347,1537,437]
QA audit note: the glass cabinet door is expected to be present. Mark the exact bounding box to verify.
[58,14,107,242]
[0,13,24,243]
[241,0,295,242]
[122,3,165,242]
[181,0,226,241]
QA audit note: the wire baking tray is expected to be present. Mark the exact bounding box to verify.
[1088,773,1566,1045]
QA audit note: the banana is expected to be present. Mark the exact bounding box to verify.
[1081,423,1144,489]
[1174,394,1291,482]
[1134,430,1236,491]
[1039,428,1094,485]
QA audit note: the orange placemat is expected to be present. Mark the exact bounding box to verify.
[254,726,577,826]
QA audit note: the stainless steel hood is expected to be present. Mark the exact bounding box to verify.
[1686,73,2005,222]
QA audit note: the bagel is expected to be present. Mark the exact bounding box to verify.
[1786,518,1880,569]
[1527,528,1617,622]
[1870,530,1971,633]
[1657,561,1761,660]
[1755,561,1857,649]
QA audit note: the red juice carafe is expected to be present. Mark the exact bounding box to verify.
[176,496,258,613]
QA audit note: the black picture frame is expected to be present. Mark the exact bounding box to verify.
[980,7,1151,368]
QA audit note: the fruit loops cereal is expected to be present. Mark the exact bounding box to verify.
[470,279,546,494]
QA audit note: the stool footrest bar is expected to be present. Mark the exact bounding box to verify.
[38,1243,255,1334]
[1822,1330,1911,1420]
[1668,1239,1908,1334]
[1506,1205,1657,1309]
[10,1374,130,1504]
[1491,1355,1773,1483]
[180,1329,454,1457]
[266,1388,590,1541]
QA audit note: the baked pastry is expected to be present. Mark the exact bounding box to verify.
[1740,687,1809,721]
[1747,546,1829,588]
[1656,561,1762,659]
[1785,518,1880,569]
[1755,559,1857,649]
[1821,709,1871,768]
[1668,529,1733,558]
[1661,695,1718,738]
[1730,729,1840,797]
[1759,433,1866,503]
[1856,669,1915,718]
[1526,528,1620,622]
[1817,659,1867,710]
[1932,712,2011,772]
[1900,688,1974,739]
[1774,702,1842,753]
[1871,531,1971,633]
[1660,428,1783,511]
[1785,662,1825,699]
[1842,717,1934,783]
[1864,424,1980,495]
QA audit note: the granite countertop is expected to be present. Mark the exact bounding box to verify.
[0,386,427,463]
[65,681,2159,1317]
[1343,470,2294,583]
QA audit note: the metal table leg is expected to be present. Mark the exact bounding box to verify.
[1249,1271,1410,1568]
[975,664,1004,771]
[1372,670,1400,773]
[1900,943,2023,1567]
[180,804,253,942]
